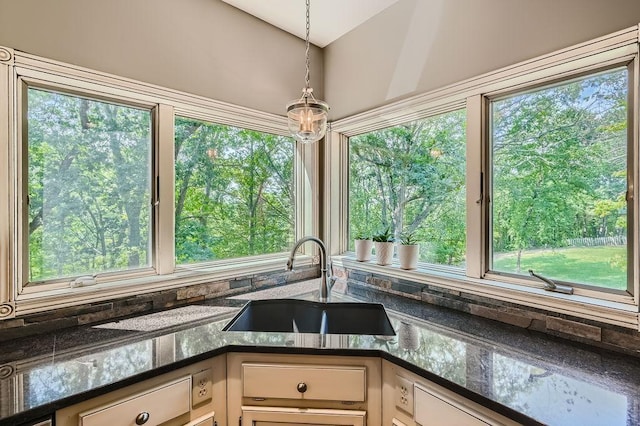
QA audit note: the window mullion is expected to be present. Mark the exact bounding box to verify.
[629,54,639,304]
[466,95,484,279]
[296,141,319,255]
[156,104,175,275]
[323,129,348,256]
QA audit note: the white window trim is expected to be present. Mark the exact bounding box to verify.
[328,26,640,330]
[0,47,13,319]
[0,46,319,317]
[480,61,638,301]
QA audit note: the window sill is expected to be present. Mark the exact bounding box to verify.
[14,254,313,316]
[333,254,639,331]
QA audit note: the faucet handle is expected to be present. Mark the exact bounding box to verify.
[285,258,294,271]
[328,275,337,290]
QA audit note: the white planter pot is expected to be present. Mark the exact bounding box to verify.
[397,244,419,270]
[354,239,373,261]
[374,241,394,266]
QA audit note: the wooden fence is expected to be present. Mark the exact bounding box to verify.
[565,236,626,247]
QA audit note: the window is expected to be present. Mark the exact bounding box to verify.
[490,68,629,291]
[174,116,295,264]
[3,26,637,322]
[1,46,311,313]
[26,88,152,282]
[348,109,466,267]
[333,27,639,316]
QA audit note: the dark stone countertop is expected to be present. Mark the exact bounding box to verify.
[0,280,639,426]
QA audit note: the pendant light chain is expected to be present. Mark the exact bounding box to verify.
[304,0,311,92]
[286,0,328,145]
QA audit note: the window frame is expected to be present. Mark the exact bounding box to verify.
[344,107,469,267]
[329,26,640,327]
[18,78,159,289]
[0,46,319,316]
[171,112,299,269]
[483,62,636,300]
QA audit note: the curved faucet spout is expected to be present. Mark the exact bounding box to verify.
[287,236,332,302]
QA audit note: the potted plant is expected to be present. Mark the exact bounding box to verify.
[372,227,395,266]
[353,231,373,262]
[397,231,420,270]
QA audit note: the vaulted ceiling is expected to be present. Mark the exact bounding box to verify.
[221,0,399,47]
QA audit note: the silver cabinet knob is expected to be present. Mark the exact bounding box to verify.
[297,382,308,393]
[135,412,150,425]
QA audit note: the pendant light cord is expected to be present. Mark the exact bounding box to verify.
[304,0,311,92]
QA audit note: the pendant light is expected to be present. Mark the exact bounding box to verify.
[287,0,329,144]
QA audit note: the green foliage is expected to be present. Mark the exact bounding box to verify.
[372,227,394,243]
[349,109,466,264]
[174,117,294,264]
[352,222,373,240]
[491,68,628,287]
[353,232,371,240]
[349,67,628,286]
[27,89,295,282]
[399,231,418,245]
[27,89,151,281]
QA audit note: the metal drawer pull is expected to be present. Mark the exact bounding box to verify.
[135,412,150,425]
[297,382,308,393]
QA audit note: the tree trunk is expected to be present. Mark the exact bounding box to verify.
[104,105,145,268]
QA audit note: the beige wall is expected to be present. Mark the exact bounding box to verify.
[0,0,323,116]
[3,0,640,120]
[325,0,640,119]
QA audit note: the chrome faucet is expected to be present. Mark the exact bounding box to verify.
[286,236,333,302]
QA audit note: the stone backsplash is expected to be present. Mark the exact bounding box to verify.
[6,260,639,358]
[0,265,319,342]
[335,265,640,358]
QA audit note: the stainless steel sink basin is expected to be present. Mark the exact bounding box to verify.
[222,299,395,336]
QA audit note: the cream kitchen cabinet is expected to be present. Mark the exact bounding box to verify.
[56,356,226,426]
[241,406,366,425]
[382,360,520,426]
[50,351,523,426]
[413,383,490,426]
[77,376,192,426]
[227,353,382,425]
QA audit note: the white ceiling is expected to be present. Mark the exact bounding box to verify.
[221,0,400,47]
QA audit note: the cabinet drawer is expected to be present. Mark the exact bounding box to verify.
[241,406,366,425]
[242,363,366,402]
[414,384,488,426]
[79,376,191,426]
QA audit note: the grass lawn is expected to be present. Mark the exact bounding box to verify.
[493,246,626,290]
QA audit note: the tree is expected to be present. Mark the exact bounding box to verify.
[349,109,466,265]
[27,89,151,281]
[492,69,627,273]
[174,118,294,264]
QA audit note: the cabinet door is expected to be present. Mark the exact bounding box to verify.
[414,385,488,426]
[241,406,365,426]
[79,377,191,426]
[184,412,215,426]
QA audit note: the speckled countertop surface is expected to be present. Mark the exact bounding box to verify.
[1,280,639,426]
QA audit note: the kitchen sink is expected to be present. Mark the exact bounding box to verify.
[222,299,395,336]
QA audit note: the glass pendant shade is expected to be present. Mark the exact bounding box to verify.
[286,0,329,144]
[287,96,329,144]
